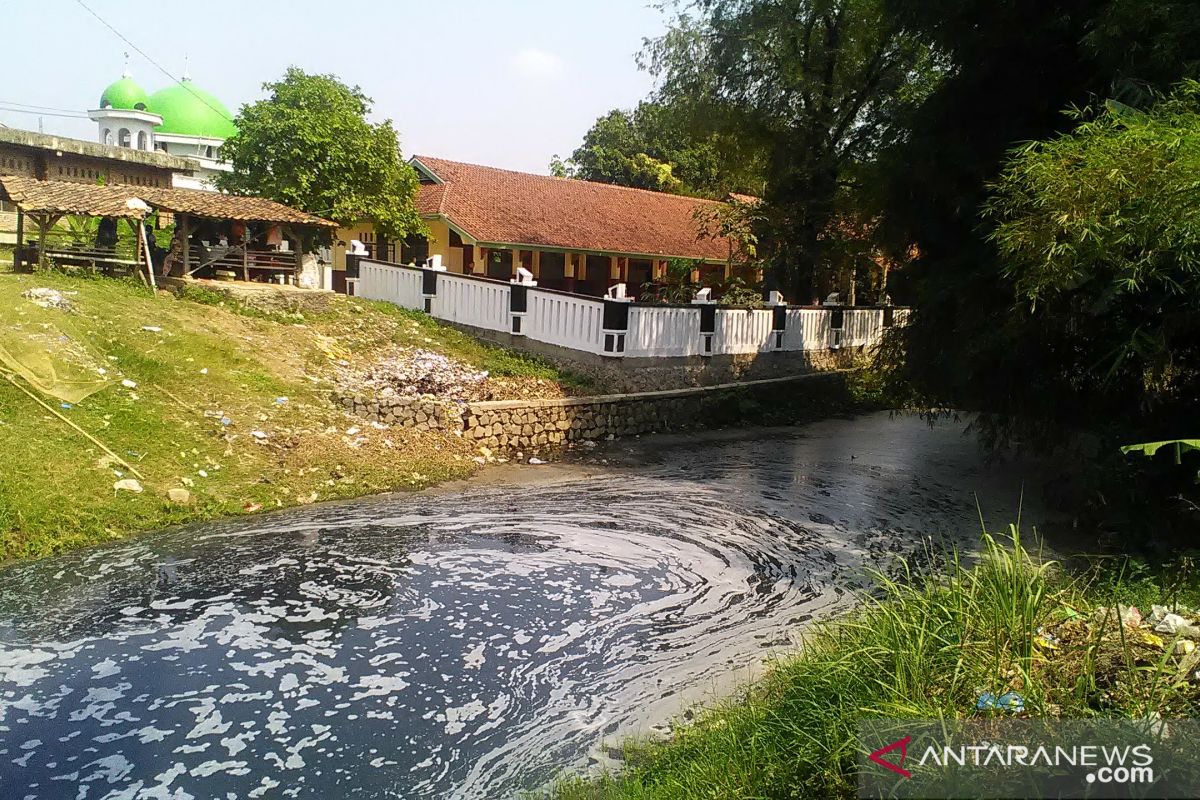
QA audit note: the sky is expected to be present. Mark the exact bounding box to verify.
[0,0,669,174]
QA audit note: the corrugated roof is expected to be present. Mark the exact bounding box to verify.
[0,174,147,218]
[0,175,335,227]
[412,156,734,262]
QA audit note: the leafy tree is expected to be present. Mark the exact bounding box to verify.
[986,84,1200,423]
[555,101,762,197]
[217,68,424,241]
[644,0,942,301]
[869,0,1200,441]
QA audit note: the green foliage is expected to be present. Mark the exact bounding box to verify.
[644,0,943,300]
[552,530,1200,798]
[555,102,760,197]
[984,83,1200,424]
[216,67,424,241]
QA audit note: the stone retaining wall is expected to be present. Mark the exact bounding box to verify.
[461,372,847,454]
[337,393,463,431]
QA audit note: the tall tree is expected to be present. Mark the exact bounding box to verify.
[870,0,1200,438]
[555,101,763,197]
[217,68,424,240]
[645,1,940,301]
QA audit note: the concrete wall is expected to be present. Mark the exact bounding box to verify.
[443,318,863,392]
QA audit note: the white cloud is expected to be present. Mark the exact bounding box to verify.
[509,48,566,82]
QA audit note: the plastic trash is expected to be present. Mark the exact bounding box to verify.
[274,397,288,405]
[121,379,137,389]
[977,691,1025,713]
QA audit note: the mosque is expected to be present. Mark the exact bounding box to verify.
[88,69,237,191]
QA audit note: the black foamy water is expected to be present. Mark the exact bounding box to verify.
[0,414,1044,799]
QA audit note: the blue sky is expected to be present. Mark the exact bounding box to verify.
[1,0,668,173]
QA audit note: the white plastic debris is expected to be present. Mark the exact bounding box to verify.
[113,478,143,494]
[141,326,163,333]
[250,430,268,440]
[528,457,547,465]
[121,379,137,389]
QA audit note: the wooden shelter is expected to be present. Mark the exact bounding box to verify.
[0,175,335,285]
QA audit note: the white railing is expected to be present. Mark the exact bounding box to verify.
[713,308,774,355]
[626,306,701,357]
[357,260,423,310]
[524,290,605,354]
[355,259,906,360]
[433,273,510,332]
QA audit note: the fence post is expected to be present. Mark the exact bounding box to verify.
[509,267,536,335]
[692,287,716,357]
[769,290,787,351]
[421,263,446,314]
[602,283,630,357]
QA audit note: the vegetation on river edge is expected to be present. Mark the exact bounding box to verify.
[0,272,576,563]
[550,531,1200,799]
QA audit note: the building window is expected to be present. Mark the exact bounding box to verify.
[137,131,148,150]
[400,234,429,265]
[118,128,131,148]
[205,145,214,159]
[102,128,113,146]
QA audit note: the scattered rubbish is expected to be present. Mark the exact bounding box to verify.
[345,426,361,436]
[198,470,209,478]
[22,287,72,310]
[60,402,72,410]
[113,478,144,494]
[472,456,486,465]
[121,379,137,389]
[250,430,268,440]
[528,457,547,465]
[243,502,263,513]
[141,326,163,333]
[336,348,491,402]
[167,488,191,505]
[199,368,208,375]
[274,396,288,405]
[221,416,232,426]
[976,691,1025,713]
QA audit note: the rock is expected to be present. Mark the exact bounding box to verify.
[167,488,191,505]
[113,479,143,494]
[1154,613,1191,635]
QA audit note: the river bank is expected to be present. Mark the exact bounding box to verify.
[0,413,1049,799]
[550,530,1200,799]
[0,272,586,563]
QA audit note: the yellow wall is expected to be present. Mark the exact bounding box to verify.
[332,222,376,271]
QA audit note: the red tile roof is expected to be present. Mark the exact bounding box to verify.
[412,156,733,262]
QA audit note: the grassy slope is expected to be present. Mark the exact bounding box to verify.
[552,532,1200,799]
[0,272,575,562]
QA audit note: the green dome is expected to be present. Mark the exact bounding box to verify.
[146,79,237,140]
[99,76,149,111]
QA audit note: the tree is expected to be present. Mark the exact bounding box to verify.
[986,84,1200,424]
[217,68,424,241]
[644,1,941,301]
[555,101,763,197]
[868,0,1200,440]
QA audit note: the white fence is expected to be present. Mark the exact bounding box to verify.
[355,260,907,360]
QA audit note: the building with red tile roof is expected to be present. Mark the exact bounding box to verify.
[334,156,747,298]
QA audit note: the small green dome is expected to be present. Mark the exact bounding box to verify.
[147,79,237,140]
[99,76,149,111]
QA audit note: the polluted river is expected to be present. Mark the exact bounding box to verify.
[0,413,1051,799]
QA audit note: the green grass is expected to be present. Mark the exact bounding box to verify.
[550,529,1200,799]
[0,271,585,563]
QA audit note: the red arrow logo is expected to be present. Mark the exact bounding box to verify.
[869,736,912,779]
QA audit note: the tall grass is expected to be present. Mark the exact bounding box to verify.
[551,528,1199,799]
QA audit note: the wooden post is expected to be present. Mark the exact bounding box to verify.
[242,239,249,282]
[137,218,157,290]
[179,213,191,277]
[128,218,149,287]
[281,225,301,285]
[13,208,23,271]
